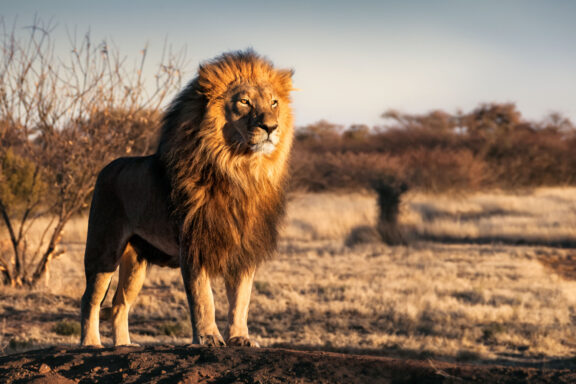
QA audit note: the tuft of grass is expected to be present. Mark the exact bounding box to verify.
[345,225,381,246]
[480,323,507,345]
[159,321,190,337]
[8,338,37,353]
[253,281,274,297]
[52,320,81,336]
[456,350,483,362]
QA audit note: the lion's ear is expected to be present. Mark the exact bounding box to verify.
[278,69,294,79]
[276,69,294,94]
[196,65,218,99]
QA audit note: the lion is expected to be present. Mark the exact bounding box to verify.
[80,50,294,347]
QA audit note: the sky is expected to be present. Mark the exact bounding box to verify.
[3,0,576,128]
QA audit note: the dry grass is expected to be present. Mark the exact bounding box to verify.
[283,192,377,241]
[2,188,576,363]
[402,187,576,245]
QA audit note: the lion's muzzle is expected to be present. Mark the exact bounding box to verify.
[250,126,279,154]
[258,122,278,134]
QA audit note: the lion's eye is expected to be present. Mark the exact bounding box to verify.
[271,100,278,108]
[239,98,250,105]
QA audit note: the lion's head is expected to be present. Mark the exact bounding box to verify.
[158,50,294,175]
[222,83,282,155]
[157,51,295,273]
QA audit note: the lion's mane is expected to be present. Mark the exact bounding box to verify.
[156,50,294,276]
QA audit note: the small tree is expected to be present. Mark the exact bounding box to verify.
[373,178,408,245]
[343,124,371,141]
[296,120,343,142]
[0,18,183,287]
[463,103,522,137]
[382,109,457,133]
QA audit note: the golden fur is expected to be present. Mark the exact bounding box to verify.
[158,49,294,276]
[80,50,294,347]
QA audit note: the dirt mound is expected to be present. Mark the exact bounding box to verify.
[1,345,575,384]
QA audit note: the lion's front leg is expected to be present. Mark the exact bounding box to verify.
[224,268,259,347]
[181,258,225,347]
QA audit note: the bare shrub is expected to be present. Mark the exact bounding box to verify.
[0,18,183,287]
[484,129,572,187]
[345,177,408,246]
[400,148,490,192]
[293,104,576,192]
[290,149,403,192]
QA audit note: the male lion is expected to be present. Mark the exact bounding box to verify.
[80,50,294,347]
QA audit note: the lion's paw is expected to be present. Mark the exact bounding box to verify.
[227,336,260,348]
[80,343,105,349]
[197,334,226,347]
[115,343,141,348]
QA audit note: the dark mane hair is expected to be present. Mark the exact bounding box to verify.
[156,50,294,276]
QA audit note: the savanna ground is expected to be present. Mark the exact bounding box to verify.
[1,188,576,382]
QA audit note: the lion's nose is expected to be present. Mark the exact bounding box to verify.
[259,122,278,134]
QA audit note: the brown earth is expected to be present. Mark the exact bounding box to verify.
[1,345,576,384]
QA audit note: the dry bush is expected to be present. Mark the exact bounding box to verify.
[0,18,183,287]
[371,128,464,155]
[399,148,490,192]
[291,145,490,193]
[346,178,408,246]
[290,149,403,192]
[373,179,408,245]
[484,129,573,187]
[293,103,576,192]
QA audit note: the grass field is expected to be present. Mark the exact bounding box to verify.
[1,188,576,363]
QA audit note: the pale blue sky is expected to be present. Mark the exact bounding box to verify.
[3,0,576,127]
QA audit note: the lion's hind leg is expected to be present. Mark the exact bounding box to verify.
[81,270,114,347]
[111,242,147,346]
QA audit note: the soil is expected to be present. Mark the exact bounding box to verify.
[1,345,576,384]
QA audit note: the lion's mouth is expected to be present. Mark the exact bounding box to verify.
[250,139,276,155]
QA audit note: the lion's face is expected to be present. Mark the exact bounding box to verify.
[223,83,282,155]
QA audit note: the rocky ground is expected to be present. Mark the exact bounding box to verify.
[1,345,576,384]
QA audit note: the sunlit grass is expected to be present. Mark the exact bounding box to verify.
[2,188,576,362]
[403,187,576,244]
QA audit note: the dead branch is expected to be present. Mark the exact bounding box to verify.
[0,17,184,287]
